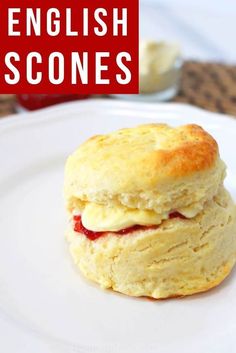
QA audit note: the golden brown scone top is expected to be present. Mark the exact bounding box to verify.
[66,123,217,184]
[64,123,224,212]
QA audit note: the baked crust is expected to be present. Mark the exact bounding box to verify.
[64,124,224,212]
[64,123,236,299]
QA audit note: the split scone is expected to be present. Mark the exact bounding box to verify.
[64,124,236,299]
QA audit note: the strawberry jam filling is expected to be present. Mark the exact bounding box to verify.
[73,212,186,241]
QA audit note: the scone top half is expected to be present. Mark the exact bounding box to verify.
[64,124,226,233]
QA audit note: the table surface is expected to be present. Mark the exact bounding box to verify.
[2,61,236,119]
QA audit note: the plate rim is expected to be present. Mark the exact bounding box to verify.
[0,98,235,353]
[0,99,236,130]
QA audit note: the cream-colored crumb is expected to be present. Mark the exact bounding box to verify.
[66,187,236,299]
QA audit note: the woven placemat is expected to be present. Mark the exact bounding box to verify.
[0,94,16,118]
[0,61,236,117]
[174,61,236,116]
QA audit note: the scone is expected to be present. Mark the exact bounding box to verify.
[64,123,236,299]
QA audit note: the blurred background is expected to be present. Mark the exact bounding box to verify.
[1,0,236,117]
[140,0,236,62]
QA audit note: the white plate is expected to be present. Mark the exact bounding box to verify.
[0,99,235,353]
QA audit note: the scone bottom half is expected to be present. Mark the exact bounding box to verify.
[64,123,236,299]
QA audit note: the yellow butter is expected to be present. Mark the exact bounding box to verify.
[81,203,167,232]
[139,40,181,93]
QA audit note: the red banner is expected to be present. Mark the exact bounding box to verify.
[0,0,139,93]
